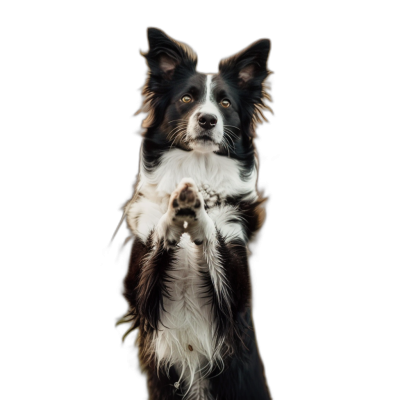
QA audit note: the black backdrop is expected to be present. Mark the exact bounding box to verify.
[60,4,345,400]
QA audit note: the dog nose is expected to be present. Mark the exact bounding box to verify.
[198,113,217,130]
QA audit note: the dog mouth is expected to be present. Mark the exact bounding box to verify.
[191,132,218,144]
[187,134,220,152]
[195,136,214,142]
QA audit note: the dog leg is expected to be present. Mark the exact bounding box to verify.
[124,179,204,332]
[168,178,232,314]
[168,179,251,381]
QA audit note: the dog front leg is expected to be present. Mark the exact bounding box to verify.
[135,181,207,329]
[167,179,236,343]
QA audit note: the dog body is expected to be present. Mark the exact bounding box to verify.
[121,28,272,400]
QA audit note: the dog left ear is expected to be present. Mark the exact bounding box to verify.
[219,39,272,132]
[142,28,198,80]
[218,39,271,89]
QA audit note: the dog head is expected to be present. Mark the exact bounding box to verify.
[139,28,271,159]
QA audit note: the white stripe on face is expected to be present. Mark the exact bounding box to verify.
[201,75,222,116]
[206,74,212,94]
[186,74,224,152]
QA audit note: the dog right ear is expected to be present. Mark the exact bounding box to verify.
[142,28,197,80]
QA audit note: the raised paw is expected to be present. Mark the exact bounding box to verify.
[169,178,203,223]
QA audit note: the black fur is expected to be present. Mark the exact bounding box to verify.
[121,235,176,335]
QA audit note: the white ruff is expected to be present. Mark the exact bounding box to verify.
[141,148,257,201]
[152,234,221,393]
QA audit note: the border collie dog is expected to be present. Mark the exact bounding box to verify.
[120,28,272,400]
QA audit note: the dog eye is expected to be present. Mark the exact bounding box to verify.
[181,95,192,103]
[220,99,231,108]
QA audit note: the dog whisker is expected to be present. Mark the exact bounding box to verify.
[168,119,189,124]
[223,130,236,150]
[223,129,236,139]
[169,128,187,148]
[167,124,188,140]
[220,136,235,158]
[168,130,184,144]
[224,125,241,131]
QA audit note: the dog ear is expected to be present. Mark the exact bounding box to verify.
[218,39,271,89]
[142,28,197,80]
[219,39,272,133]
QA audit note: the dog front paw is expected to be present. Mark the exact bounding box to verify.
[170,178,215,245]
[170,178,203,222]
[155,178,213,248]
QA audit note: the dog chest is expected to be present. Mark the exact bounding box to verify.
[141,148,257,203]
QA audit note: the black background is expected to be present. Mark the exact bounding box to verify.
[58,4,351,400]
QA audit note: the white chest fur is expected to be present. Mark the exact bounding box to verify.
[140,148,257,202]
[152,234,216,388]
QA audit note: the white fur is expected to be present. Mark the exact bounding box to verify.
[152,234,220,394]
[140,148,257,202]
[207,205,245,242]
[126,195,163,242]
